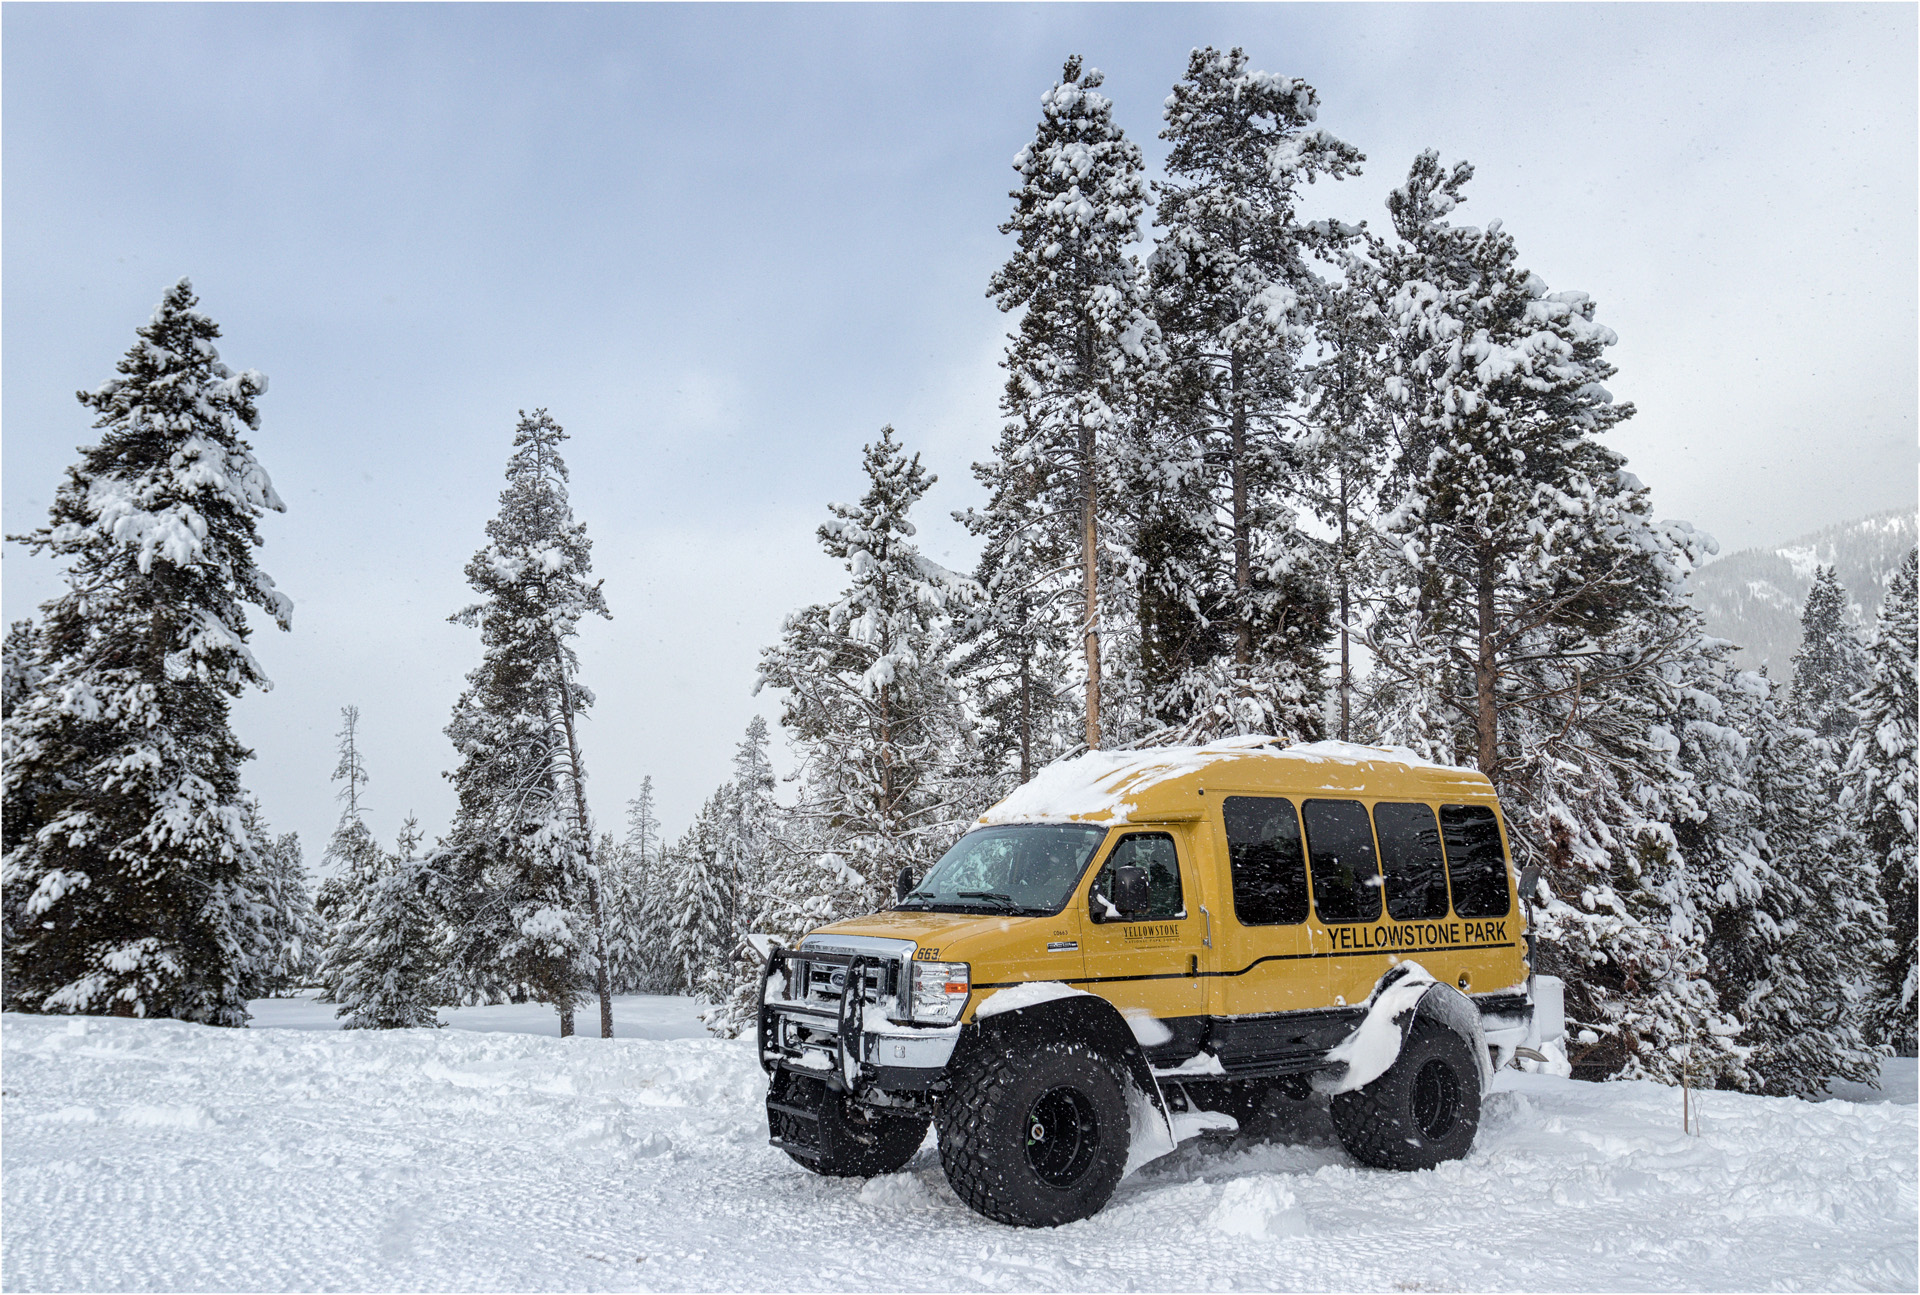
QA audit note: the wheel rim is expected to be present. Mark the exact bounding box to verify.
[1412,1058,1460,1141]
[1024,1086,1099,1188]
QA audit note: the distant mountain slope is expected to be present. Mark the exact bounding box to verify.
[1688,509,1917,681]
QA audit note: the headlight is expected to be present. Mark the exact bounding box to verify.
[910,960,970,1024]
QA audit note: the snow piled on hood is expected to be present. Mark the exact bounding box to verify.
[978,737,1463,825]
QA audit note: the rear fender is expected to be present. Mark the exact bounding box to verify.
[1315,962,1489,1094]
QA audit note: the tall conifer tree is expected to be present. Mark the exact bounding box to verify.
[1300,265,1394,741]
[758,428,973,903]
[987,56,1158,750]
[1845,549,1918,1054]
[956,418,1078,784]
[1365,156,1735,1080]
[317,707,392,1003]
[428,410,610,1036]
[1145,47,1357,741]
[1790,565,1871,749]
[2,280,291,1024]
[1741,672,1885,1093]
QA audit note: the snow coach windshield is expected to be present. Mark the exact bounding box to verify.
[897,824,1109,916]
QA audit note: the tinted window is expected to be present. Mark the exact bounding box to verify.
[1303,799,1382,924]
[1374,802,1451,921]
[1440,804,1512,918]
[1090,833,1184,921]
[1223,796,1309,926]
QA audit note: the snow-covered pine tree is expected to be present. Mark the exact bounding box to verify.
[664,784,736,1002]
[1844,548,1918,1054]
[728,716,778,919]
[1300,260,1394,742]
[316,707,389,1003]
[1143,47,1357,743]
[704,779,878,1039]
[1,279,291,1024]
[328,814,443,1030]
[988,56,1159,750]
[1668,649,1770,1092]
[428,409,610,1037]
[611,778,666,992]
[1365,155,1736,1081]
[1740,671,1885,1094]
[241,808,322,999]
[594,830,641,993]
[1790,565,1872,749]
[955,417,1079,786]
[2,620,44,720]
[757,428,974,906]
[689,718,787,1036]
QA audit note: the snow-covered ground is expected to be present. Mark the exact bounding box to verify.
[3,1004,1913,1293]
[244,991,711,1040]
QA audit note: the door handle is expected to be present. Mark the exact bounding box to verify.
[1200,905,1212,948]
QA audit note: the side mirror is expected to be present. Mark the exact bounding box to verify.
[1517,865,1541,902]
[1112,864,1151,920]
[894,866,915,904]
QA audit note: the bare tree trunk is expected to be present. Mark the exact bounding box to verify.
[1081,422,1101,751]
[1338,464,1351,743]
[1018,631,1033,783]
[879,678,895,888]
[1474,549,1501,775]
[554,664,613,1039]
[586,873,614,1039]
[559,1000,575,1037]
[1230,363,1251,669]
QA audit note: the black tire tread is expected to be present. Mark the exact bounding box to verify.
[936,1039,1128,1227]
[1330,1015,1481,1171]
[936,1046,1025,1222]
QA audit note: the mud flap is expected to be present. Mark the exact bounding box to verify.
[1312,963,1488,1095]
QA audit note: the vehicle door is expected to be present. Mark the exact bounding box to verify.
[1210,794,1327,1018]
[1077,826,1209,1035]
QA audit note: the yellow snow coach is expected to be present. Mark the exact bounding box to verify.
[757,739,1565,1227]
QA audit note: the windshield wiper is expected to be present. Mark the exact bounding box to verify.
[902,890,1051,915]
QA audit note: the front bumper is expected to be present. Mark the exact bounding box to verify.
[757,946,961,1092]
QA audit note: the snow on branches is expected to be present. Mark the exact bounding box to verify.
[3,280,292,1025]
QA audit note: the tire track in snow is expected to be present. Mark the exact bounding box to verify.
[3,1014,1913,1292]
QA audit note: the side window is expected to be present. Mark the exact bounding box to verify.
[1374,802,1451,922]
[1089,832,1184,922]
[1302,799,1382,924]
[1440,804,1512,919]
[1223,796,1309,926]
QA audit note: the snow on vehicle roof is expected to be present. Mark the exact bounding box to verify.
[977,737,1469,826]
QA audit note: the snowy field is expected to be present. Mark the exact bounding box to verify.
[3,1002,1914,1294]
[244,991,712,1040]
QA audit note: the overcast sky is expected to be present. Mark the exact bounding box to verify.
[5,3,1915,867]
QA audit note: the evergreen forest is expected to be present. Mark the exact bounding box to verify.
[4,49,1914,1101]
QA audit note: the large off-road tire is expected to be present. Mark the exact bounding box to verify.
[936,1039,1131,1227]
[768,1069,929,1178]
[1330,1014,1481,1171]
